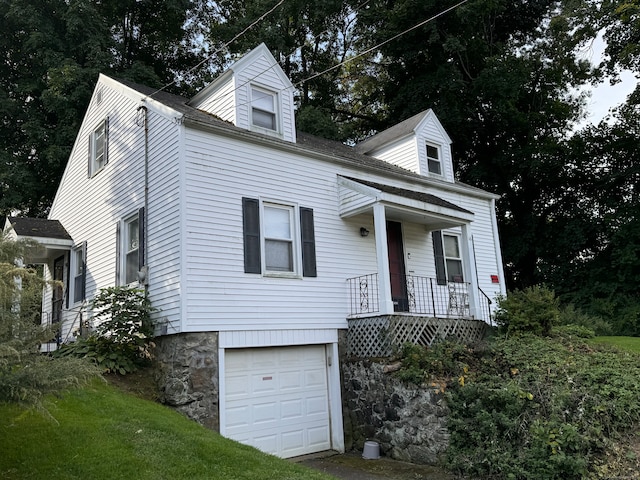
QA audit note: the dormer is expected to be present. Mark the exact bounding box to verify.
[355,110,455,182]
[188,43,296,143]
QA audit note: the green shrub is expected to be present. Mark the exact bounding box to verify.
[0,233,99,408]
[397,340,470,385]
[445,334,640,479]
[552,324,595,339]
[56,286,155,374]
[494,285,560,336]
[557,304,612,336]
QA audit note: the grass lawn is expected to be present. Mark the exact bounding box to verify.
[0,380,335,480]
[591,336,640,353]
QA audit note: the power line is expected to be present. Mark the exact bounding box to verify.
[295,0,470,87]
[147,0,285,98]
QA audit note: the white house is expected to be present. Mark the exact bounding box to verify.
[5,44,505,458]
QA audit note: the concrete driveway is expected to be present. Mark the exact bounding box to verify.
[297,452,456,480]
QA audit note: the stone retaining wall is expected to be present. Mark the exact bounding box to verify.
[341,359,450,465]
[154,332,220,430]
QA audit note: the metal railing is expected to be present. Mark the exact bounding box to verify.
[346,273,493,322]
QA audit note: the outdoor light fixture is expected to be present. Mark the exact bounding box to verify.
[360,227,370,237]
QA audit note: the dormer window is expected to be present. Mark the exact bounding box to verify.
[251,87,277,131]
[426,143,441,175]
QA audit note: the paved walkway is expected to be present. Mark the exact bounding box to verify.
[297,452,455,480]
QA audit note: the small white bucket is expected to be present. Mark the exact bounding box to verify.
[362,440,380,459]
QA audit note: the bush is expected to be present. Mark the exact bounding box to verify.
[557,304,612,336]
[494,285,560,336]
[0,233,99,408]
[445,334,640,479]
[397,340,471,385]
[56,286,155,374]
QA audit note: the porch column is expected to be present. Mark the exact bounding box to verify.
[373,203,394,314]
[460,223,479,319]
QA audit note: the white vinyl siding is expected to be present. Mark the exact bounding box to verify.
[49,76,182,335]
[365,136,419,173]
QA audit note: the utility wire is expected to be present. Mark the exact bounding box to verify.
[147,0,285,98]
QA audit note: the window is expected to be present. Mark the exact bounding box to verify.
[242,198,316,277]
[116,208,145,285]
[125,216,139,284]
[89,118,109,177]
[72,242,86,304]
[426,143,441,175]
[264,205,294,272]
[251,87,277,131]
[443,234,463,282]
[432,231,463,284]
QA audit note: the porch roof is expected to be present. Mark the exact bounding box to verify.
[338,176,474,229]
[4,217,74,261]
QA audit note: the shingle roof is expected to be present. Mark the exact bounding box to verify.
[117,78,496,199]
[341,177,473,215]
[8,217,72,240]
[355,111,430,154]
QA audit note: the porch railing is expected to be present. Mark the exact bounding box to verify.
[346,273,493,323]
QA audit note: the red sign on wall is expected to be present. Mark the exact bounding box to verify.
[491,275,500,283]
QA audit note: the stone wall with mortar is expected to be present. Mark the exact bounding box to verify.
[154,332,220,431]
[341,358,450,465]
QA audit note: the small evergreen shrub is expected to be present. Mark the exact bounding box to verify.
[557,304,612,336]
[56,286,155,374]
[494,285,560,336]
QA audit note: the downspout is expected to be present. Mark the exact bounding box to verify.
[137,104,149,292]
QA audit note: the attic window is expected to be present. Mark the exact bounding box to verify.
[89,118,109,177]
[426,143,442,175]
[251,87,277,131]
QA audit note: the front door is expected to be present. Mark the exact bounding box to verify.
[386,221,408,312]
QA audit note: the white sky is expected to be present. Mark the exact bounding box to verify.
[578,33,638,126]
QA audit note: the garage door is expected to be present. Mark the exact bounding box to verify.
[224,345,331,458]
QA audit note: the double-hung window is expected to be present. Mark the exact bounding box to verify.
[263,204,294,272]
[433,231,464,284]
[242,198,316,277]
[116,208,145,285]
[89,118,109,177]
[251,87,277,131]
[426,143,442,176]
[71,242,86,303]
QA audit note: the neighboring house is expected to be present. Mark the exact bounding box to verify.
[4,44,505,458]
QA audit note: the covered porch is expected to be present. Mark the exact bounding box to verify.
[338,177,492,356]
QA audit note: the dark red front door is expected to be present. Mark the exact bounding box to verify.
[386,221,408,312]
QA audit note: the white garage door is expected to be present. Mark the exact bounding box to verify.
[224,345,331,458]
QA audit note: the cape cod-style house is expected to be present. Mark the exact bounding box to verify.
[5,43,505,458]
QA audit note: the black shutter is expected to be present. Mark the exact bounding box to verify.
[64,252,70,308]
[115,222,121,285]
[138,207,145,270]
[103,117,109,166]
[242,197,261,273]
[80,241,87,301]
[432,230,447,285]
[300,207,317,277]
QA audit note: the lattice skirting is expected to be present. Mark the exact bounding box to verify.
[347,315,487,358]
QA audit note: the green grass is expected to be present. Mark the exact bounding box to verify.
[0,380,335,480]
[591,336,640,353]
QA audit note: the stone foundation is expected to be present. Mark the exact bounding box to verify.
[154,332,220,430]
[341,358,450,465]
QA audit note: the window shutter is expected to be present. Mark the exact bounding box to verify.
[115,222,121,285]
[64,252,70,309]
[87,131,93,178]
[103,117,109,166]
[80,241,87,301]
[242,197,261,273]
[300,207,317,277]
[138,207,145,270]
[432,230,447,285]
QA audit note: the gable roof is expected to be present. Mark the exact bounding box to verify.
[7,217,72,240]
[113,77,498,200]
[355,109,453,155]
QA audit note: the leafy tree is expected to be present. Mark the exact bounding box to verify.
[0,0,208,217]
[0,232,99,408]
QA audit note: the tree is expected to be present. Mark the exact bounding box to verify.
[0,0,208,217]
[0,232,99,407]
